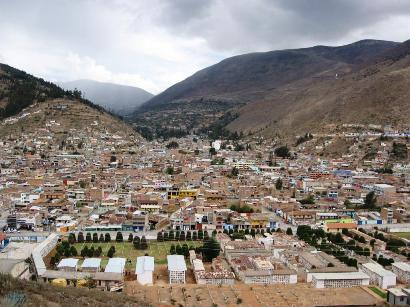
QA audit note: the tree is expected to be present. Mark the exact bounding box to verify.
[169,231,175,241]
[163,232,169,241]
[68,233,76,244]
[88,246,95,257]
[250,228,256,237]
[334,232,344,244]
[70,246,78,257]
[128,233,133,242]
[176,244,183,255]
[81,246,89,258]
[170,244,176,255]
[107,246,115,258]
[286,228,293,236]
[93,233,98,243]
[186,231,192,241]
[209,147,217,156]
[95,246,102,257]
[192,231,198,241]
[78,232,84,243]
[104,233,111,242]
[274,146,290,158]
[179,231,186,241]
[157,232,163,242]
[133,236,141,249]
[86,232,92,242]
[116,232,123,242]
[231,167,239,177]
[202,237,220,262]
[275,178,283,191]
[182,244,189,258]
[140,236,148,250]
[198,230,204,240]
[165,166,174,175]
[364,191,377,210]
[99,233,105,242]
[299,194,315,205]
[166,141,179,149]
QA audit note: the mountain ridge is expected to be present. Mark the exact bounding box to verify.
[59,79,153,116]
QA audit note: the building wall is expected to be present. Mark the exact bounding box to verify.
[169,270,185,284]
[137,271,153,285]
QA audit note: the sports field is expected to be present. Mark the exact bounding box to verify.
[72,241,202,268]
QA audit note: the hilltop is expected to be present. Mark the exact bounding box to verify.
[59,79,153,116]
[0,64,139,138]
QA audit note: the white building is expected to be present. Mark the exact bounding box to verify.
[311,272,370,288]
[361,262,396,289]
[57,258,79,272]
[105,258,126,275]
[81,258,101,273]
[392,262,410,283]
[167,255,186,284]
[136,256,154,285]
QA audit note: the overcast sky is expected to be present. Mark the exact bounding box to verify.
[1,0,410,94]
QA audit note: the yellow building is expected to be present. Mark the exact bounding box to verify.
[168,189,198,200]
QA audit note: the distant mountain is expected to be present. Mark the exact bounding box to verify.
[0,63,107,119]
[228,38,410,136]
[60,79,153,116]
[140,39,398,110]
[134,39,406,138]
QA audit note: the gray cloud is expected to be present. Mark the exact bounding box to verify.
[0,0,410,93]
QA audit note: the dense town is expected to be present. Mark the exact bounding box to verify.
[2,119,410,306]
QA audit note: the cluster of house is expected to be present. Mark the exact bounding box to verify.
[3,119,410,304]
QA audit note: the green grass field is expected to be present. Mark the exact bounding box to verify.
[71,241,202,268]
[369,286,387,299]
[392,232,410,239]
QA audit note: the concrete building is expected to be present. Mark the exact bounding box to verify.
[167,255,186,284]
[136,256,154,285]
[105,258,126,275]
[361,262,396,289]
[57,258,79,272]
[392,262,410,283]
[310,272,370,288]
[81,258,101,273]
[387,287,410,306]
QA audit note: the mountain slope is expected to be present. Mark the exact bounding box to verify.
[140,39,398,110]
[60,79,153,116]
[133,40,399,138]
[228,39,410,136]
[0,63,139,138]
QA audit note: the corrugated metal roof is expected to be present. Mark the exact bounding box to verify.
[362,262,396,277]
[392,262,410,272]
[311,271,369,280]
